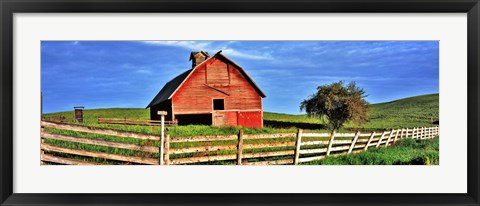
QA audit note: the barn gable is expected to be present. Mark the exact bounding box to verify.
[147,51,266,108]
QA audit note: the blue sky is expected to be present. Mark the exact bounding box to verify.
[41,41,439,114]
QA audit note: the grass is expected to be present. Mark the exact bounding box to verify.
[301,138,439,165]
[264,93,439,131]
[41,93,439,165]
[44,93,439,134]
[347,93,439,130]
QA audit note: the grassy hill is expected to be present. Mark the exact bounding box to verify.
[360,93,439,129]
[44,93,439,132]
[41,94,439,165]
[265,93,438,130]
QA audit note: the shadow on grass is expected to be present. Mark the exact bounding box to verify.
[264,120,327,130]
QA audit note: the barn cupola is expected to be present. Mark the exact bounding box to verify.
[189,51,209,68]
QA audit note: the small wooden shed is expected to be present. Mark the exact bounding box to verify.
[147,51,266,128]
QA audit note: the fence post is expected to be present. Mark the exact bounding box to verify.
[420,127,423,139]
[293,129,303,165]
[158,111,167,165]
[412,127,416,139]
[237,130,244,165]
[40,127,45,165]
[385,129,394,147]
[426,127,430,139]
[422,127,425,139]
[164,134,170,165]
[376,131,386,148]
[326,130,336,156]
[393,129,400,144]
[348,131,360,154]
[365,132,375,151]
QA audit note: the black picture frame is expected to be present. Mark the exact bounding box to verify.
[1,0,479,205]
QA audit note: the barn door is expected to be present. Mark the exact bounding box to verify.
[213,112,227,127]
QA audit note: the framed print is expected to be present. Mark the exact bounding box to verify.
[1,0,479,205]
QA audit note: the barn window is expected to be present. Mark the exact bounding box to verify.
[213,99,225,110]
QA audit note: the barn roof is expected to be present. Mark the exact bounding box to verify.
[146,69,192,108]
[147,52,266,108]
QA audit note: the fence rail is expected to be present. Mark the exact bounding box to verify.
[41,121,163,165]
[40,120,439,165]
[41,121,161,141]
[42,115,77,123]
[98,117,177,126]
[164,126,439,165]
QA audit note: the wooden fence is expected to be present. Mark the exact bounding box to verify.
[42,115,77,123]
[41,120,439,165]
[41,121,162,165]
[166,126,439,165]
[98,117,178,126]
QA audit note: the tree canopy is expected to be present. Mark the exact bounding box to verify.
[300,81,369,130]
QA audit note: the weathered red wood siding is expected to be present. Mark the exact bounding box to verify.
[172,56,263,128]
[226,112,238,126]
[238,111,263,128]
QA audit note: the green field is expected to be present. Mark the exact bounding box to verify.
[302,137,439,165]
[44,93,439,134]
[42,93,439,165]
[264,93,439,131]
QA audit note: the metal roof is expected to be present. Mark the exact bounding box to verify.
[146,69,192,108]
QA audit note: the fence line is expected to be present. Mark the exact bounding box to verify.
[98,117,178,127]
[41,121,162,165]
[42,115,76,123]
[40,120,439,165]
[41,121,161,141]
[165,126,439,165]
[41,143,159,165]
[42,131,160,153]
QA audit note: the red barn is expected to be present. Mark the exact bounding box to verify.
[147,51,266,128]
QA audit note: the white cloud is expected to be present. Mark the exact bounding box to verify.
[136,69,153,74]
[142,41,272,60]
[143,41,210,50]
[221,49,271,60]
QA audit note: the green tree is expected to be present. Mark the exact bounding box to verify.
[300,81,369,130]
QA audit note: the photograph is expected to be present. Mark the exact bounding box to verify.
[40,40,439,165]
